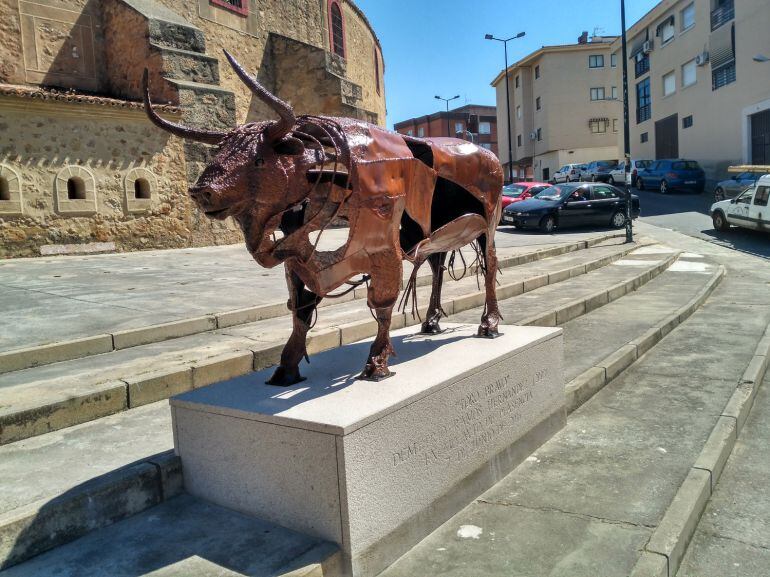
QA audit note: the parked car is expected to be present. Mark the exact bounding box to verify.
[500,183,640,233]
[584,160,619,182]
[500,181,550,210]
[710,174,770,233]
[552,164,585,183]
[636,159,706,194]
[714,171,765,201]
[609,160,652,186]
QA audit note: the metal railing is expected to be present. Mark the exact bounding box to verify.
[636,105,651,124]
[711,0,734,30]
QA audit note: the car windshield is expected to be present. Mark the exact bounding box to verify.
[534,185,575,201]
[502,184,527,197]
[672,161,700,170]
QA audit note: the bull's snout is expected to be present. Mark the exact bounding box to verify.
[189,185,231,219]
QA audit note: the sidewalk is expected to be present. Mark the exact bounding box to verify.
[0,227,618,354]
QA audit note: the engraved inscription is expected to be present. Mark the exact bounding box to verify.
[391,364,545,469]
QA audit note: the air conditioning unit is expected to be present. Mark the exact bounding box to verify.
[695,51,710,66]
[529,131,537,141]
[642,40,654,54]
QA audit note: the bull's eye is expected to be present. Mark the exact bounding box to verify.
[254,158,265,167]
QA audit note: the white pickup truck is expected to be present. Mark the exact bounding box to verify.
[710,168,770,233]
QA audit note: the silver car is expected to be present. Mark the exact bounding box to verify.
[714,171,764,201]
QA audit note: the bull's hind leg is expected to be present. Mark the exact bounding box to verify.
[360,251,401,381]
[477,232,502,338]
[267,267,321,386]
[421,252,447,334]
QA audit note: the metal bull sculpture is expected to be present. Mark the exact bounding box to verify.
[143,51,503,385]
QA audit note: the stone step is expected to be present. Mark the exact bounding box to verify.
[0,234,624,374]
[0,240,646,447]
[379,261,770,577]
[0,246,683,569]
[156,45,221,85]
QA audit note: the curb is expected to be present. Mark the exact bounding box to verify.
[565,264,726,414]
[0,234,626,375]
[629,320,770,577]
[0,241,660,447]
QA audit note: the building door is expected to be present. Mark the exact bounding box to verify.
[542,167,550,182]
[655,114,679,159]
[751,109,770,165]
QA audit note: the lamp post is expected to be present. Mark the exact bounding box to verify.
[620,0,634,243]
[435,94,460,138]
[485,31,526,184]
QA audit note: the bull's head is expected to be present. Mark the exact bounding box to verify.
[143,51,318,267]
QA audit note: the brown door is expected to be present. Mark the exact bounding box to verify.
[655,114,679,159]
[751,109,770,165]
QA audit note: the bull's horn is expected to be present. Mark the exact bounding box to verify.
[223,50,295,143]
[142,69,225,145]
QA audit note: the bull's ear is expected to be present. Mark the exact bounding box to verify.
[273,136,305,156]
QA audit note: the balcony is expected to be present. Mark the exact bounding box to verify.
[711,0,734,31]
[636,105,651,124]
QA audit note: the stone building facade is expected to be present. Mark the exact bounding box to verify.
[0,0,385,258]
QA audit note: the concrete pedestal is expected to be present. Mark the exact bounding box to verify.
[170,324,565,577]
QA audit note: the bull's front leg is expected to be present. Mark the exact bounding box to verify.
[267,266,321,386]
[359,251,401,381]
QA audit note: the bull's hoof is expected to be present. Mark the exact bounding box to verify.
[420,320,444,335]
[358,363,394,382]
[266,365,306,387]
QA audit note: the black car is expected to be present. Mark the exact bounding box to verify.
[500,183,640,233]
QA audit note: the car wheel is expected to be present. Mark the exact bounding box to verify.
[712,211,730,232]
[539,214,556,234]
[610,211,626,229]
[608,175,615,185]
[636,177,644,190]
[660,180,668,194]
[714,188,724,201]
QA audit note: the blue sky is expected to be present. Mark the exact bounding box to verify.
[355,0,660,128]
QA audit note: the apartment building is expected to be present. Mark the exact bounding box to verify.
[393,105,498,155]
[615,0,770,179]
[491,34,621,182]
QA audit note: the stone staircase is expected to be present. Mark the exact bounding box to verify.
[1,234,749,576]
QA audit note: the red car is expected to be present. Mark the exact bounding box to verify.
[501,182,550,210]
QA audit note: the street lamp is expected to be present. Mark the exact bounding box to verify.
[754,54,770,63]
[620,0,634,243]
[485,31,526,183]
[435,94,460,137]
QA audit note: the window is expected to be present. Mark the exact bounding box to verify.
[682,115,693,129]
[406,130,413,136]
[329,1,345,58]
[712,61,736,90]
[134,178,151,199]
[635,53,650,77]
[636,78,651,123]
[210,0,248,16]
[663,71,676,96]
[754,186,769,207]
[590,87,605,101]
[711,0,734,31]
[455,122,463,134]
[67,177,86,200]
[681,3,695,31]
[658,16,675,44]
[589,55,605,68]
[535,65,540,79]
[611,86,618,100]
[374,47,380,95]
[517,134,522,147]
[417,127,424,137]
[515,75,520,88]
[593,185,619,199]
[536,127,542,141]
[590,120,607,133]
[611,53,618,67]
[641,132,649,143]
[613,119,619,132]
[479,121,491,135]
[480,143,492,150]
[536,97,541,110]
[516,105,522,119]
[682,59,697,87]
[0,177,8,201]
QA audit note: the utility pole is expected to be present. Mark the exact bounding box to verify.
[621,0,634,243]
